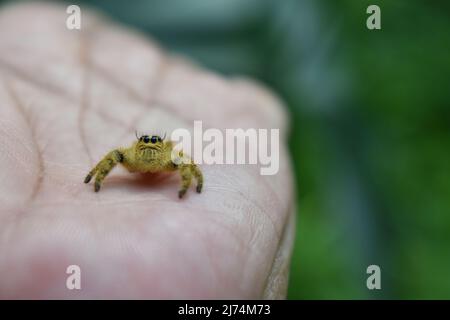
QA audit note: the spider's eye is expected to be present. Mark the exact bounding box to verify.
[143,136,150,143]
[158,136,162,142]
[150,136,158,144]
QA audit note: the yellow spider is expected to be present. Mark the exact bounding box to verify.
[84,133,203,198]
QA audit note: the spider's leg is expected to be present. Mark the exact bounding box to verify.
[84,168,96,184]
[84,149,124,192]
[178,164,193,198]
[190,163,203,193]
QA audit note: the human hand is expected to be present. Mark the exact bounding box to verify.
[0,2,294,299]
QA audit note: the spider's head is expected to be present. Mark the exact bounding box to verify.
[136,132,166,151]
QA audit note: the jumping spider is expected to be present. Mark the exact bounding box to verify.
[84,133,203,198]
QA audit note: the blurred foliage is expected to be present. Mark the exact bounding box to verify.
[16,0,450,298]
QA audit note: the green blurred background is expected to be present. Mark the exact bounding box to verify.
[25,0,450,298]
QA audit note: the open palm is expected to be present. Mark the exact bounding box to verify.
[0,3,294,299]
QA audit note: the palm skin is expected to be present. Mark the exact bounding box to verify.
[0,2,295,299]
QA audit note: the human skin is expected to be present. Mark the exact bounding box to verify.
[0,2,295,299]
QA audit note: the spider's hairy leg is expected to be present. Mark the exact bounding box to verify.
[190,163,203,193]
[178,164,193,199]
[84,149,124,192]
